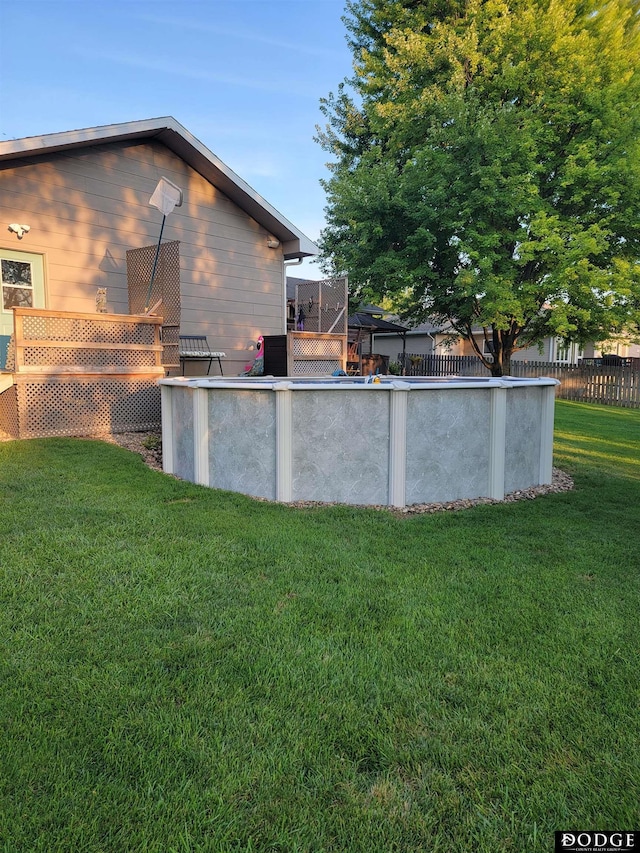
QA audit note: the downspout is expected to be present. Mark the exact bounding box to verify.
[398,330,436,374]
[426,330,436,352]
[283,258,304,334]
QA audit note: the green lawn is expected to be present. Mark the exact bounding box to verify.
[1,400,638,852]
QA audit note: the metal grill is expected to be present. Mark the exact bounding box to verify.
[295,277,348,334]
[15,377,161,438]
[292,359,342,376]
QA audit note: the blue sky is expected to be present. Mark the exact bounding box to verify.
[0,0,354,279]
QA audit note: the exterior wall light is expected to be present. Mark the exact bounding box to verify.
[8,223,30,239]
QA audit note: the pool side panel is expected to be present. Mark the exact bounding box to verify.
[159,377,558,507]
[172,385,196,482]
[207,388,277,500]
[488,387,507,500]
[291,389,391,505]
[504,386,543,493]
[539,384,556,485]
[405,388,492,504]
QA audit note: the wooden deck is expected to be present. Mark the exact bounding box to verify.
[0,307,165,438]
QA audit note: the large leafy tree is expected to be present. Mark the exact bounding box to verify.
[318,0,640,374]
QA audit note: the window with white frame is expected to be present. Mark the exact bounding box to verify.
[553,339,583,363]
[555,340,570,362]
[1,259,33,309]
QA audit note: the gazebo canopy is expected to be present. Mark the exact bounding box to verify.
[348,313,408,334]
[348,312,408,361]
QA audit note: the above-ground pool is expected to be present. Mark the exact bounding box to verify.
[159,375,558,508]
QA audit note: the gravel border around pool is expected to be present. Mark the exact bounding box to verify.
[104,430,574,515]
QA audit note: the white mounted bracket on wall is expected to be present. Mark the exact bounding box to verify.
[8,223,30,239]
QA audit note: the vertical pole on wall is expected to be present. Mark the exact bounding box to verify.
[145,176,183,313]
[144,215,166,313]
[488,384,507,500]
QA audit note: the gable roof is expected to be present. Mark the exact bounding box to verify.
[0,116,318,260]
[286,275,312,300]
[348,313,408,334]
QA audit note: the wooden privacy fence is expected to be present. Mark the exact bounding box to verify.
[516,362,639,407]
[0,307,164,438]
[400,353,640,408]
[402,354,488,377]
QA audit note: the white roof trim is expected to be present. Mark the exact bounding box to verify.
[0,117,318,260]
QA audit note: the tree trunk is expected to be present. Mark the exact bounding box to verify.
[489,348,511,377]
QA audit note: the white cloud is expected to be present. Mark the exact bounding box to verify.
[72,47,322,97]
[135,13,346,60]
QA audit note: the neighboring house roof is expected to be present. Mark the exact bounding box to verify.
[0,117,318,261]
[356,304,386,316]
[375,318,467,337]
[286,276,308,301]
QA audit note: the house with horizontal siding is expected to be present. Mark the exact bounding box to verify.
[362,317,640,367]
[0,117,318,374]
